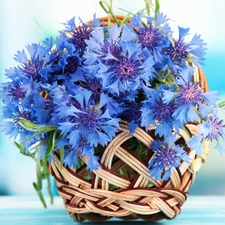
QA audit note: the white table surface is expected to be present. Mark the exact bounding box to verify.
[0,196,225,225]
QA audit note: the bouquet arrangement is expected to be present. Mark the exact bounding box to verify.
[1,0,225,222]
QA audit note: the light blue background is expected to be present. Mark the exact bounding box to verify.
[0,0,225,196]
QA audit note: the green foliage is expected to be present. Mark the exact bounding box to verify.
[13,118,57,208]
[16,117,57,133]
[99,0,161,26]
[144,0,160,16]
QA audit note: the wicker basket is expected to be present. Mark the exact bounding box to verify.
[48,16,210,223]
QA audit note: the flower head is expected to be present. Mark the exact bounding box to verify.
[120,101,142,134]
[84,24,155,95]
[1,103,38,150]
[39,37,83,87]
[149,134,190,181]
[131,12,171,63]
[14,42,51,81]
[163,67,219,123]
[1,79,25,104]
[55,89,120,147]
[163,27,206,67]
[62,14,100,55]
[188,108,225,155]
[141,88,182,136]
[63,142,100,171]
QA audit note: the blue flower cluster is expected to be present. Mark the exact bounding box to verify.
[1,12,225,181]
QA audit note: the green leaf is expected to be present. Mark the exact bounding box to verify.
[154,0,160,16]
[43,130,57,173]
[14,141,36,159]
[182,125,192,139]
[59,147,64,164]
[14,141,26,154]
[219,101,225,108]
[121,14,131,26]
[27,139,48,152]
[51,154,62,169]
[16,117,57,133]
[33,182,47,208]
[146,181,154,188]
[99,0,120,26]
[47,130,57,157]
[36,150,42,190]
[47,174,54,205]
[99,0,110,14]
[144,0,160,17]
[144,0,151,16]
[15,135,55,208]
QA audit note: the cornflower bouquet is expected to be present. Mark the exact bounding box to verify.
[1,0,225,222]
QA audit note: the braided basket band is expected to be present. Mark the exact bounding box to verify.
[49,120,209,222]
[48,16,210,223]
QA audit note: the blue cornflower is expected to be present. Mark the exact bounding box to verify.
[32,91,55,124]
[84,23,136,67]
[120,101,142,134]
[2,77,44,109]
[82,144,100,171]
[141,88,182,137]
[188,108,225,156]
[84,77,103,101]
[54,136,100,171]
[63,149,79,168]
[78,76,119,116]
[48,82,72,106]
[39,37,84,87]
[131,12,171,63]
[149,134,190,181]
[14,42,51,81]
[163,68,219,123]
[2,70,54,126]
[4,67,21,80]
[1,103,38,150]
[63,143,100,171]
[84,24,155,95]
[1,79,25,103]
[162,26,206,67]
[62,14,100,55]
[55,89,120,147]
[1,40,53,109]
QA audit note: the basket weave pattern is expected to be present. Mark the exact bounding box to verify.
[49,16,210,222]
[49,119,208,222]
[49,67,209,222]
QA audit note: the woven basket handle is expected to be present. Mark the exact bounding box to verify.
[197,67,209,92]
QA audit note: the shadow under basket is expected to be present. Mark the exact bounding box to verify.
[48,66,209,222]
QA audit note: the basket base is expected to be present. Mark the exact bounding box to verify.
[69,212,171,223]
[48,121,207,223]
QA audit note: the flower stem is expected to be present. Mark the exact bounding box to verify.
[47,174,54,205]
[109,0,120,25]
[219,101,225,108]
[144,0,160,16]
[154,0,160,16]
[99,0,120,26]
